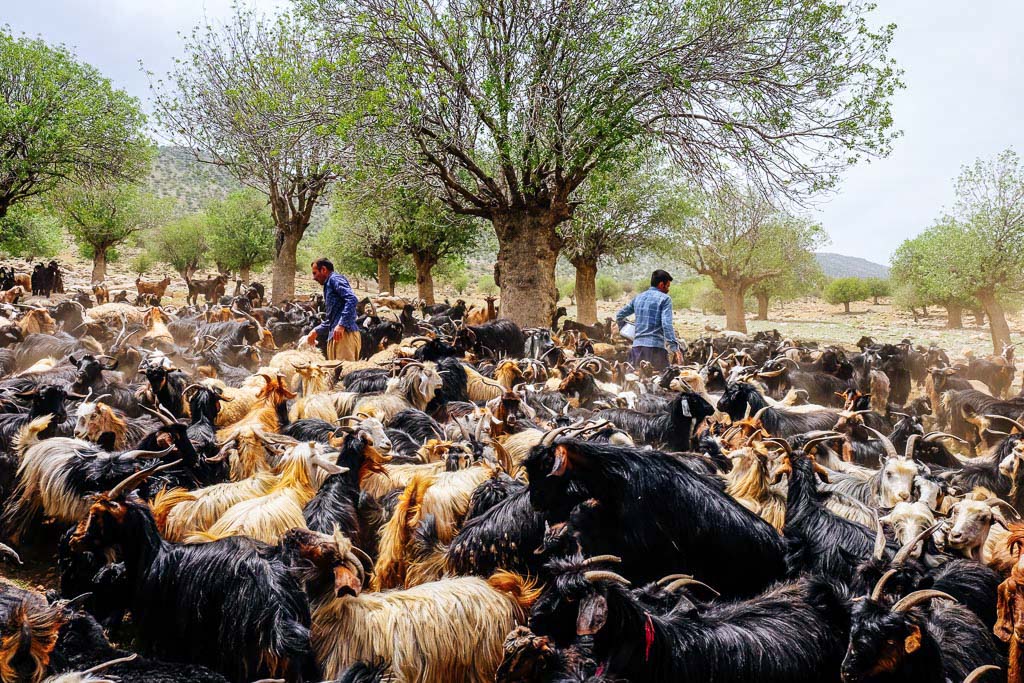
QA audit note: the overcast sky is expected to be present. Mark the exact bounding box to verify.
[5,1,1022,264]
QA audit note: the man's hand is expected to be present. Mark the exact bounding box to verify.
[306,330,317,346]
[332,326,344,341]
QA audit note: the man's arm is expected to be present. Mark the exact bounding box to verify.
[615,298,635,326]
[661,297,679,352]
[337,276,359,331]
[313,278,338,339]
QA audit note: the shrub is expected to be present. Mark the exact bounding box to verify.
[864,277,892,304]
[596,275,622,301]
[620,280,635,295]
[557,277,575,302]
[450,273,469,295]
[477,274,498,295]
[824,277,871,313]
[0,206,65,259]
[130,251,155,276]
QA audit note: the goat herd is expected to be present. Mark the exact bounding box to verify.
[0,271,1023,682]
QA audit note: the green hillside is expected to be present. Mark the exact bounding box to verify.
[146,146,240,212]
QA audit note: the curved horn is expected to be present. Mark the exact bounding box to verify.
[762,437,792,455]
[81,654,139,675]
[891,589,956,612]
[985,414,1024,433]
[107,459,183,499]
[655,573,693,587]
[663,577,720,597]
[873,514,888,561]
[904,434,921,460]
[870,568,898,602]
[139,404,177,426]
[963,665,1001,683]
[582,570,631,586]
[892,522,942,566]
[922,431,968,445]
[579,555,622,568]
[0,542,22,565]
[865,427,898,458]
[121,444,176,460]
[540,422,581,447]
[985,498,1023,521]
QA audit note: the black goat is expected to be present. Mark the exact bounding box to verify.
[525,437,786,596]
[717,382,839,437]
[358,320,403,360]
[454,319,525,359]
[594,392,714,452]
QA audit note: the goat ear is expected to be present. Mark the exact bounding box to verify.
[903,624,922,654]
[576,594,608,636]
[549,444,575,478]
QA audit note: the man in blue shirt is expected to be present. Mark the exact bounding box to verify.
[615,269,683,370]
[305,257,361,361]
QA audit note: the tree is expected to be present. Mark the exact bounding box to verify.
[864,278,892,305]
[206,190,276,283]
[306,0,900,326]
[667,185,826,332]
[0,204,65,259]
[0,29,149,218]
[824,277,870,313]
[54,183,171,283]
[749,250,824,320]
[152,8,361,303]
[890,229,972,328]
[150,213,208,280]
[560,154,666,324]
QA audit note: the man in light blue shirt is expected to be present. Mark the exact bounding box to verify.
[615,269,683,370]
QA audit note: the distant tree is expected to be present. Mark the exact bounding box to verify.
[206,190,276,283]
[152,8,362,302]
[749,250,824,320]
[130,251,155,277]
[477,275,498,296]
[824,277,870,313]
[0,28,149,218]
[54,182,171,283]
[150,213,209,280]
[890,229,971,328]
[308,0,901,326]
[864,278,892,305]
[667,185,826,332]
[0,204,65,259]
[596,275,623,302]
[448,273,469,296]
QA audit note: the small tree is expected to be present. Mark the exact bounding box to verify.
[865,278,892,305]
[824,277,870,313]
[130,251,155,277]
[150,213,209,280]
[477,275,498,296]
[596,275,622,301]
[749,250,824,320]
[54,182,171,283]
[206,190,276,283]
[0,29,149,218]
[0,205,65,259]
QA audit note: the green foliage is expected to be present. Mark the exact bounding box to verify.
[0,28,150,217]
[130,251,155,277]
[824,277,871,309]
[0,205,64,259]
[477,275,498,296]
[206,190,276,277]
[620,280,635,295]
[696,287,726,315]
[596,275,622,301]
[557,277,575,302]
[864,277,892,301]
[149,213,209,279]
[447,273,469,296]
[146,146,239,212]
[670,277,713,311]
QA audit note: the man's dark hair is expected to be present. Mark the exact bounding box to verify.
[651,269,673,288]
[312,258,334,272]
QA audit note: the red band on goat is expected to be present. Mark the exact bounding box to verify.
[644,613,655,661]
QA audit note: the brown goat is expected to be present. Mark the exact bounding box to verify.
[136,276,172,300]
[1,286,24,304]
[17,309,56,336]
[13,273,30,290]
[92,282,110,304]
[996,524,1024,683]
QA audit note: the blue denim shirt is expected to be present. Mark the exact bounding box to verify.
[315,272,359,337]
[615,287,680,352]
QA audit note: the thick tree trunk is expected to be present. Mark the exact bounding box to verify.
[376,258,392,295]
[412,254,435,305]
[271,230,301,304]
[574,259,599,326]
[240,266,251,284]
[756,293,769,321]
[493,209,562,327]
[91,248,107,285]
[843,301,851,314]
[719,283,747,333]
[979,290,1012,354]
[945,302,963,329]
[973,307,986,326]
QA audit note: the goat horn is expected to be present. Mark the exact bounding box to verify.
[891,589,956,612]
[81,654,138,675]
[139,404,177,426]
[870,568,898,602]
[540,423,580,447]
[892,522,942,566]
[582,570,631,586]
[904,434,921,460]
[107,459,183,499]
[579,555,622,568]
[0,542,22,565]
[985,498,1023,521]
[663,577,720,597]
[655,573,693,586]
[984,414,1024,433]
[454,417,471,442]
[182,383,203,398]
[803,433,844,453]
[873,513,888,561]
[963,665,1001,683]
[922,431,968,445]
[122,443,176,460]
[762,438,791,455]
[864,427,898,458]
[351,546,373,575]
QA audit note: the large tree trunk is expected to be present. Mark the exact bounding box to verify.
[843,301,851,314]
[945,302,963,329]
[973,307,986,326]
[979,290,1012,354]
[91,248,107,285]
[240,266,251,284]
[412,254,435,305]
[574,259,598,326]
[493,209,562,327]
[756,293,769,321]
[718,282,747,333]
[376,257,392,295]
[271,230,301,304]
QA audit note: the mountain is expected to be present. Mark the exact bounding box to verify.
[814,252,890,279]
[146,145,240,212]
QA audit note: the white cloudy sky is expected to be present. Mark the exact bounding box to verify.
[5,1,1022,264]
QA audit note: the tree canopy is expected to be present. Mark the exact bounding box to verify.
[150,212,209,280]
[824,277,870,313]
[206,190,276,282]
[0,28,149,218]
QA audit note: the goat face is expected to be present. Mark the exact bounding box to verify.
[878,457,918,507]
[880,502,935,556]
[999,440,1024,479]
[943,499,1006,559]
[841,599,922,682]
[70,496,130,552]
[74,401,123,441]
